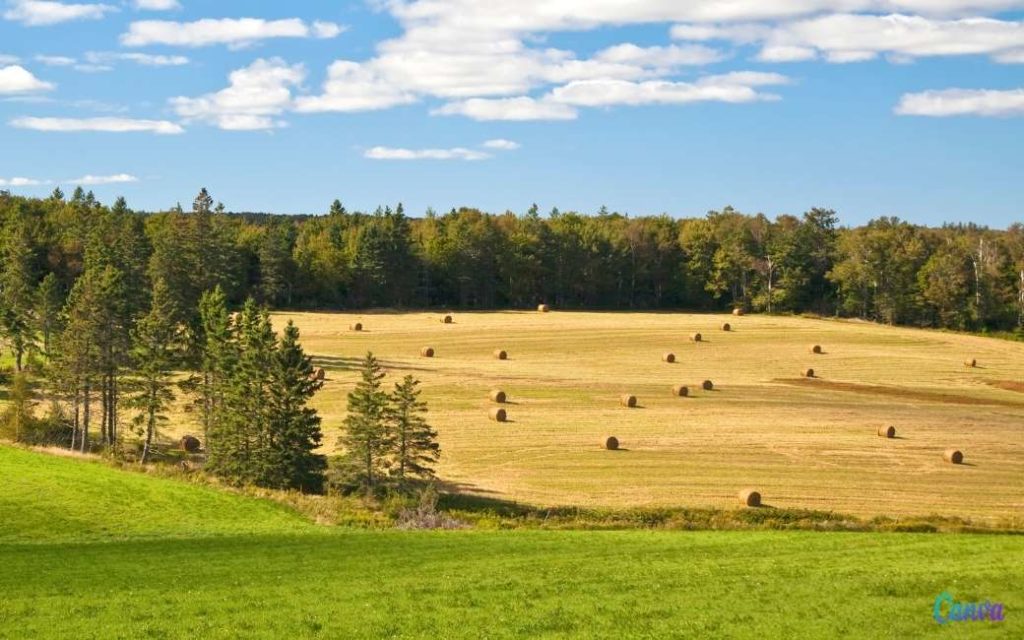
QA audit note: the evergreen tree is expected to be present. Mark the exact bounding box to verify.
[34,273,63,359]
[195,286,235,451]
[264,321,326,492]
[0,372,36,442]
[0,221,36,371]
[337,352,390,495]
[387,375,439,488]
[128,278,183,463]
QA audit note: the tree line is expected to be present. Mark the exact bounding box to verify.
[0,187,442,496]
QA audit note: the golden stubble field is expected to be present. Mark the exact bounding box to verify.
[169,310,1024,522]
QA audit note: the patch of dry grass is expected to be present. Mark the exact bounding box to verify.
[156,311,1024,523]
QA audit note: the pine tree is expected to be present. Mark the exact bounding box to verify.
[195,286,235,451]
[337,352,390,495]
[0,221,36,371]
[264,321,326,492]
[0,372,36,442]
[34,273,63,360]
[387,375,439,488]
[128,278,183,463]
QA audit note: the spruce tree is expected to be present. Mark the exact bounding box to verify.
[264,321,326,492]
[128,278,183,463]
[387,375,439,488]
[195,286,235,451]
[34,273,63,359]
[337,352,390,495]
[0,221,36,371]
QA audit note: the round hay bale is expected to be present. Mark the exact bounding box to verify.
[494,349,508,360]
[620,394,637,408]
[943,449,963,464]
[314,367,326,381]
[420,347,435,358]
[878,425,896,438]
[538,303,550,313]
[721,322,732,332]
[662,352,676,363]
[672,384,689,397]
[802,368,815,378]
[489,407,507,422]
[441,314,453,324]
[489,389,507,403]
[690,332,703,343]
[732,308,745,317]
[964,358,977,368]
[811,345,823,354]
[604,436,619,450]
[739,489,761,507]
[702,380,714,391]
[179,435,201,453]
[350,322,363,332]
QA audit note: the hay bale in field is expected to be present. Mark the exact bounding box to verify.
[179,435,201,453]
[878,425,896,438]
[732,308,745,317]
[494,349,508,360]
[739,489,761,507]
[721,322,732,332]
[964,358,977,368]
[315,367,327,381]
[179,434,200,454]
[420,347,435,358]
[489,389,507,403]
[489,407,507,422]
[690,332,703,343]
[620,394,637,408]
[662,352,676,363]
[604,436,620,450]
[441,314,453,324]
[943,449,964,464]
[672,385,689,397]
[350,322,363,332]
[538,303,550,313]
[702,380,714,391]
[811,345,823,354]
[802,368,815,378]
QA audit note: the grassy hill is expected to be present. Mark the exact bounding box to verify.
[0,446,312,544]
[1,445,1022,638]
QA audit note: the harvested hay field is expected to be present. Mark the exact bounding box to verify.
[158,311,1024,522]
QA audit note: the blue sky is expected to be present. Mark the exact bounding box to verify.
[0,1,1022,227]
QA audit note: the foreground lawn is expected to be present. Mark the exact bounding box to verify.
[1,530,1021,638]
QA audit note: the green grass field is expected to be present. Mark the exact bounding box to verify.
[1,446,1022,638]
[172,310,1024,522]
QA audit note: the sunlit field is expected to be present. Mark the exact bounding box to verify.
[162,310,1024,522]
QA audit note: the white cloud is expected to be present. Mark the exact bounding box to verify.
[364,146,491,160]
[0,176,47,187]
[672,13,1024,64]
[35,55,76,66]
[121,18,345,48]
[66,173,138,185]
[4,0,115,26]
[994,49,1024,62]
[294,60,417,112]
[10,116,184,134]
[170,58,304,130]
[548,72,789,107]
[482,138,520,150]
[0,54,20,65]
[895,87,1024,116]
[133,0,179,9]
[431,97,578,121]
[0,65,55,94]
[85,51,189,66]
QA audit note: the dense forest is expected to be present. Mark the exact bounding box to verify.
[2,187,1022,330]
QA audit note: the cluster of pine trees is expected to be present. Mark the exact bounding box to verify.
[336,353,439,495]
[2,188,1022,333]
